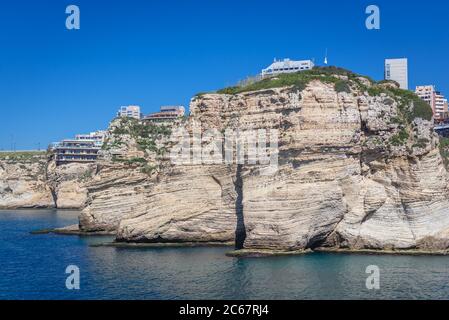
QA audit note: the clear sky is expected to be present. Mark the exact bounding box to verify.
[0,0,448,150]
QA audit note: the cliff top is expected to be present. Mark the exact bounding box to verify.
[199,66,433,125]
[0,151,47,162]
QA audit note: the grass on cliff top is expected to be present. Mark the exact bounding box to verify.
[215,66,370,95]
[212,66,433,124]
[0,151,47,161]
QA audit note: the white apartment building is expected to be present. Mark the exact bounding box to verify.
[75,130,107,147]
[415,85,448,121]
[416,85,436,107]
[261,58,314,77]
[117,105,142,120]
[435,92,448,121]
[385,58,408,90]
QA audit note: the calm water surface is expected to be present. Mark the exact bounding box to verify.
[1,210,449,300]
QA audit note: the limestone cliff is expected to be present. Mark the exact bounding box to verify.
[78,68,449,253]
[0,153,94,210]
[4,67,449,254]
[0,153,54,209]
[46,162,96,209]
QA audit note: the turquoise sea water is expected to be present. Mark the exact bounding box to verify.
[1,209,449,300]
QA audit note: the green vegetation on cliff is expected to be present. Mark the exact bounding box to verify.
[391,88,433,122]
[0,151,47,162]
[106,117,171,154]
[214,66,433,125]
[389,128,410,146]
[104,117,170,176]
[216,66,369,95]
[334,79,351,93]
[111,117,171,138]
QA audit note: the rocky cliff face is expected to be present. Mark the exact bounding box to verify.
[46,162,96,209]
[78,117,239,243]
[78,71,449,253]
[0,155,54,209]
[5,68,449,254]
[0,154,94,210]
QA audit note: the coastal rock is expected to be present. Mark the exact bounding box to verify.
[46,162,94,209]
[0,157,54,209]
[79,163,151,232]
[104,79,449,252]
[7,69,449,255]
[0,155,93,210]
[115,165,238,243]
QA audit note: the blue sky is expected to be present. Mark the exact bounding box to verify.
[0,0,448,150]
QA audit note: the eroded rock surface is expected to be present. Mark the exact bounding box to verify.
[79,78,449,252]
[0,156,54,209]
[0,155,94,210]
[4,72,449,254]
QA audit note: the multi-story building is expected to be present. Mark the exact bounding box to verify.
[54,140,101,165]
[117,105,142,119]
[385,58,408,90]
[416,85,449,122]
[435,92,449,121]
[75,130,107,147]
[415,85,435,107]
[53,131,106,165]
[261,58,314,78]
[143,106,185,123]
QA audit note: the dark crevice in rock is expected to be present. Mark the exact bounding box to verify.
[400,198,417,241]
[308,215,347,250]
[234,164,246,249]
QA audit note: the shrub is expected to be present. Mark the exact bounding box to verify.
[141,164,157,175]
[390,116,404,125]
[367,85,389,97]
[413,138,430,149]
[410,98,433,122]
[112,157,147,166]
[334,80,351,93]
[389,128,409,146]
[136,138,157,152]
[78,170,93,182]
[388,88,433,122]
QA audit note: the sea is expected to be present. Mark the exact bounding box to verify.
[1,209,449,300]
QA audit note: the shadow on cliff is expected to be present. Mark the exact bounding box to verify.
[235,164,246,249]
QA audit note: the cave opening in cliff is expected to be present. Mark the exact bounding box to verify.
[234,164,246,249]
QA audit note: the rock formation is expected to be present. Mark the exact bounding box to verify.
[3,67,449,254]
[0,154,54,209]
[0,153,94,210]
[75,68,449,253]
